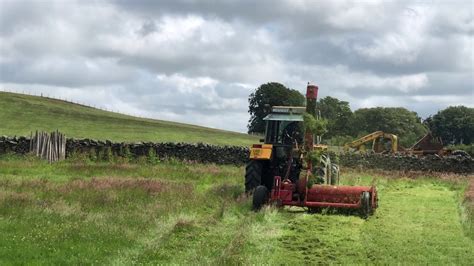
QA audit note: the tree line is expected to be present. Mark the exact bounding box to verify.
[248,82,474,148]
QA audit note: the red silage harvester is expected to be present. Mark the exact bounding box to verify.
[246,83,378,217]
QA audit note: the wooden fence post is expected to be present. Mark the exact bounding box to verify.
[29,130,66,163]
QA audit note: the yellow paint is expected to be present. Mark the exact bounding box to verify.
[249,144,273,160]
[314,144,328,151]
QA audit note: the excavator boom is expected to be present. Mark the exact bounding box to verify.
[345,131,398,153]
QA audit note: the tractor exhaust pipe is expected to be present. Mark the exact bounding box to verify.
[305,83,319,168]
[305,83,318,119]
[305,83,319,149]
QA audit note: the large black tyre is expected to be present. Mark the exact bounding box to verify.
[252,185,269,210]
[245,160,262,193]
[360,191,371,219]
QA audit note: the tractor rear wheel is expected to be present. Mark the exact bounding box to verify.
[360,191,371,218]
[252,185,269,210]
[245,160,262,193]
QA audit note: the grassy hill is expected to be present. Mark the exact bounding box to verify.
[0,92,258,146]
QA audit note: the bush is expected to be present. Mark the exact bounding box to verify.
[146,147,159,164]
[328,135,354,146]
[121,145,132,161]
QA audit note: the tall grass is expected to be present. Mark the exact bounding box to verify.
[0,156,473,264]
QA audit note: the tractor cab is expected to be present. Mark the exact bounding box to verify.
[247,106,305,191]
[249,106,305,162]
[262,106,305,146]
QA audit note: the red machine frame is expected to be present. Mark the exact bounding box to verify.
[270,175,378,211]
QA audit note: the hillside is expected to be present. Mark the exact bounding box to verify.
[0,92,258,146]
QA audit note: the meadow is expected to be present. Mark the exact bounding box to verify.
[1,155,472,265]
[0,92,258,146]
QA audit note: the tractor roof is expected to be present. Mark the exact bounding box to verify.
[263,113,303,121]
[264,106,305,121]
[271,106,305,114]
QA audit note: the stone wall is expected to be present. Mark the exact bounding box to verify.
[65,138,248,165]
[0,136,30,154]
[1,136,473,173]
[338,153,473,174]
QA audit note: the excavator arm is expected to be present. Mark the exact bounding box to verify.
[344,131,398,153]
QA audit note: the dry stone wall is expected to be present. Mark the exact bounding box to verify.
[0,136,30,154]
[65,138,248,165]
[337,153,473,174]
[1,135,473,173]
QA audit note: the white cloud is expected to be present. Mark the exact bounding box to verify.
[0,0,472,133]
[353,6,430,64]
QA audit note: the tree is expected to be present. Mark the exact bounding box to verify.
[316,96,353,137]
[352,107,427,147]
[247,82,305,134]
[427,106,474,145]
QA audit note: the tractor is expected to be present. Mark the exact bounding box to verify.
[245,83,378,217]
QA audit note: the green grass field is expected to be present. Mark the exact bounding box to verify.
[0,92,258,146]
[1,156,472,265]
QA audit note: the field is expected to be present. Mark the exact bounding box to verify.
[1,155,473,265]
[0,92,258,146]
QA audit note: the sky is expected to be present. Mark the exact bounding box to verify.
[0,0,473,133]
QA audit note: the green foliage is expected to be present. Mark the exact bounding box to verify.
[427,106,474,145]
[328,135,354,146]
[317,96,354,136]
[303,113,328,137]
[305,150,326,187]
[67,150,91,163]
[247,82,305,134]
[88,147,97,161]
[97,146,113,162]
[146,147,160,164]
[307,149,323,166]
[306,96,317,116]
[0,92,257,146]
[352,107,427,147]
[121,145,132,161]
[302,111,329,187]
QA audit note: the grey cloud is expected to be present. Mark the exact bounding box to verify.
[341,72,473,98]
[0,0,472,133]
[0,57,136,87]
[137,21,158,36]
[110,0,472,77]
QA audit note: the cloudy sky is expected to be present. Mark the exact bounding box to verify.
[0,0,472,132]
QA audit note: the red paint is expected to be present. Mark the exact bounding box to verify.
[271,176,378,212]
[306,84,319,99]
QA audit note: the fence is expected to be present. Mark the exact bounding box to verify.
[29,131,66,163]
[0,89,149,119]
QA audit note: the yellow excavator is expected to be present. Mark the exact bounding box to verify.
[344,131,398,154]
